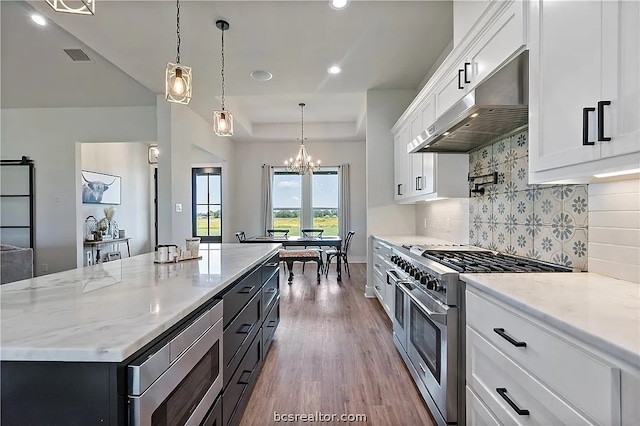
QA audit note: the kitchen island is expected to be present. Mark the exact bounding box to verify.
[1,243,281,425]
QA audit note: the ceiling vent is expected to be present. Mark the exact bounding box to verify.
[63,48,92,62]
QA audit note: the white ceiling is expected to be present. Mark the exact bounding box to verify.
[6,0,453,143]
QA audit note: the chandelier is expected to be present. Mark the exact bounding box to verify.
[165,0,192,105]
[213,20,233,136]
[284,103,321,175]
[46,0,95,15]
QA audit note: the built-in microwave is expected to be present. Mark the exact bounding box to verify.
[128,300,224,426]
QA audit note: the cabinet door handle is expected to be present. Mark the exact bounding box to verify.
[375,285,381,291]
[493,328,527,347]
[238,285,255,294]
[464,62,471,83]
[397,184,403,196]
[237,323,255,334]
[582,107,596,146]
[496,388,530,416]
[458,69,464,90]
[417,176,422,190]
[237,369,253,385]
[597,100,611,141]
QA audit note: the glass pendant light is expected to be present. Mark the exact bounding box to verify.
[165,0,192,105]
[46,0,95,15]
[213,20,233,136]
[284,103,321,175]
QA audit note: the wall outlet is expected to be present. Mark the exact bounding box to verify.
[175,203,182,213]
[42,263,48,272]
[423,218,427,229]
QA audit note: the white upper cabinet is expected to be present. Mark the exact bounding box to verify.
[394,125,411,201]
[391,0,528,204]
[529,0,640,183]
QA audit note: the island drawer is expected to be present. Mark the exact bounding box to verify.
[261,254,280,283]
[223,292,262,387]
[223,267,261,328]
[466,289,621,426]
[201,394,222,426]
[262,269,279,317]
[262,297,280,356]
[223,332,263,426]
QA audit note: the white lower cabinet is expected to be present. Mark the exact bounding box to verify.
[467,386,501,426]
[466,287,626,426]
[371,238,393,320]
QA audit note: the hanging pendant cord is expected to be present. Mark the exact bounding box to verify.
[176,0,181,64]
[221,27,226,111]
[300,103,305,144]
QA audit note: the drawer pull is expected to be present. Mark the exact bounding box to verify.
[237,323,254,334]
[493,328,527,347]
[419,363,427,374]
[267,320,277,327]
[264,288,276,294]
[496,388,530,416]
[265,262,279,267]
[374,263,382,268]
[237,370,252,385]
[238,285,255,294]
[375,285,381,291]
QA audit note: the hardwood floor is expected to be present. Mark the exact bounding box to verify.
[239,263,436,426]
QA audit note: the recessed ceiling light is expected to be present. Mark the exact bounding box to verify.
[250,70,273,81]
[327,65,342,75]
[31,14,47,26]
[330,0,348,10]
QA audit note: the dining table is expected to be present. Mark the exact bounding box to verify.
[241,235,343,281]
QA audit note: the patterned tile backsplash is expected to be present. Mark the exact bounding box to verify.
[468,129,589,271]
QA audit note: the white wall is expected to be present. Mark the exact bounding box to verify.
[365,89,417,296]
[232,140,367,262]
[81,142,152,262]
[415,198,469,243]
[155,98,236,245]
[0,106,157,275]
[588,177,640,283]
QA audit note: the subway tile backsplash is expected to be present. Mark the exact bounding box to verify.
[468,129,589,271]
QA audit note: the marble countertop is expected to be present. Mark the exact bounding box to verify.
[461,273,640,368]
[1,243,280,363]
[373,235,465,247]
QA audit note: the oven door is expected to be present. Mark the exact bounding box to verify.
[402,283,458,424]
[387,269,408,351]
[129,306,224,426]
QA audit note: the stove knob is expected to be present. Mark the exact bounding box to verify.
[420,276,427,285]
[415,272,423,281]
[426,278,437,290]
[411,269,419,278]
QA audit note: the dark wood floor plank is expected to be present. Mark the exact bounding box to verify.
[239,264,435,426]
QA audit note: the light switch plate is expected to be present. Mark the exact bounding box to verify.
[175,203,182,212]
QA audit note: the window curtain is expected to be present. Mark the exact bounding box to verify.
[338,164,351,240]
[262,165,274,234]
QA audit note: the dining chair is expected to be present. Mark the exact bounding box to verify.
[235,231,246,242]
[324,230,355,278]
[267,229,289,237]
[300,229,324,273]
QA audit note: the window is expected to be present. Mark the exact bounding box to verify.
[272,172,302,236]
[192,167,222,242]
[272,169,339,237]
[312,171,338,236]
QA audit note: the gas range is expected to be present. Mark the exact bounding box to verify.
[388,242,573,426]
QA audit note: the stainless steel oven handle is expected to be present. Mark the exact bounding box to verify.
[398,282,448,326]
[130,316,224,425]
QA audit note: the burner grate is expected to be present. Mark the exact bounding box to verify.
[422,251,572,273]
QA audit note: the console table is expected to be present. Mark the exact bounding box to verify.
[83,237,131,263]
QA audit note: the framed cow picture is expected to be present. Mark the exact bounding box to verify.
[81,170,121,205]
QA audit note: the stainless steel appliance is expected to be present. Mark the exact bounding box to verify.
[388,244,571,426]
[128,299,224,426]
[408,51,529,154]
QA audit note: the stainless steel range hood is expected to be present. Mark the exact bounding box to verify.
[409,51,528,154]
